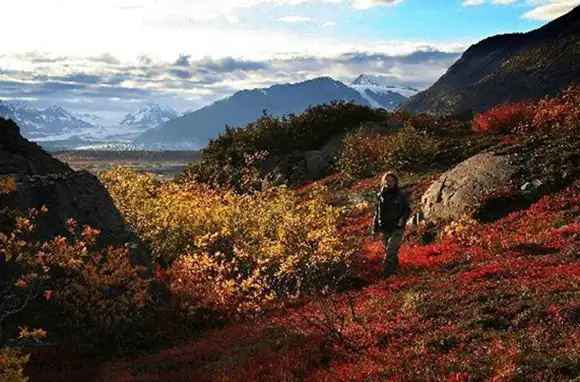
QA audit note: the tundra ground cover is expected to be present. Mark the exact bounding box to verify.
[471,84,580,135]
[16,86,580,381]
[26,178,578,382]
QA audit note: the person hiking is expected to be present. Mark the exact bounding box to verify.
[372,172,411,278]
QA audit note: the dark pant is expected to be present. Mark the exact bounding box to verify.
[381,229,404,276]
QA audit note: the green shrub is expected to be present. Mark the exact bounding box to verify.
[336,128,389,179]
[386,121,439,171]
[179,102,390,188]
[337,122,439,179]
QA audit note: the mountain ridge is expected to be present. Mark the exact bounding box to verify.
[398,5,580,115]
[136,76,411,149]
[0,101,94,137]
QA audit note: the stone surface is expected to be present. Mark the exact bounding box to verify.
[421,152,518,222]
[420,132,580,223]
[1,117,150,269]
[0,117,72,175]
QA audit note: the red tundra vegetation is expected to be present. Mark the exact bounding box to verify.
[11,85,580,381]
[471,84,580,134]
[26,178,578,382]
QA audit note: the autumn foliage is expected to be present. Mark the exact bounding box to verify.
[472,84,580,134]
[69,179,580,382]
[0,175,154,376]
[6,84,580,381]
[100,167,356,317]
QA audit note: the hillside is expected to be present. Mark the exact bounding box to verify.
[399,5,580,115]
[7,86,576,381]
[68,180,580,382]
[135,77,399,149]
[0,117,73,175]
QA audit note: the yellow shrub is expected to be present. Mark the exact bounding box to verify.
[0,200,152,356]
[0,347,29,382]
[100,167,354,316]
[440,214,480,246]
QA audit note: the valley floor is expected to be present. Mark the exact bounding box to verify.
[52,150,200,180]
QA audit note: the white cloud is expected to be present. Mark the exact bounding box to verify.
[322,21,338,26]
[462,0,516,6]
[0,0,406,61]
[0,47,463,117]
[461,0,579,21]
[522,0,580,20]
[351,0,404,9]
[277,15,312,22]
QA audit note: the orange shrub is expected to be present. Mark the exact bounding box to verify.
[1,195,152,357]
[472,84,580,134]
[0,176,17,195]
[0,346,29,382]
[532,84,580,131]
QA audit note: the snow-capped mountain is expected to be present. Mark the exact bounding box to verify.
[351,74,420,97]
[75,112,104,125]
[120,103,179,130]
[349,74,420,110]
[0,101,95,138]
[0,101,185,149]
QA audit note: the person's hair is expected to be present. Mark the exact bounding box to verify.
[381,172,398,185]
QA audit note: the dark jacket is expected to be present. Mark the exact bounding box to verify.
[373,186,411,233]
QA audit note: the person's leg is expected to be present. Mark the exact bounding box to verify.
[382,229,404,277]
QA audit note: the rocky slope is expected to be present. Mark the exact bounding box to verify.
[399,5,580,115]
[0,118,73,175]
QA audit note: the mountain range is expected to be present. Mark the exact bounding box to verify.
[1,75,414,150]
[0,101,181,145]
[136,76,414,149]
[2,6,579,151]
[0,102,94,138]
[399,5,580,115]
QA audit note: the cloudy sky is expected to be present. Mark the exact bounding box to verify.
[0,0,578,120]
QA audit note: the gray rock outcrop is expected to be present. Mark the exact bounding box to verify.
[420,132,579,223]
[421,152,518,222]
[0,118,73,175]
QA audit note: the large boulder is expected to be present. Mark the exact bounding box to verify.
[421,152,518,222]
[0,118,72,175]
[304,150,331,182]
[4,172,149,268]
[420,132,580,223]
[0,117,150,269]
